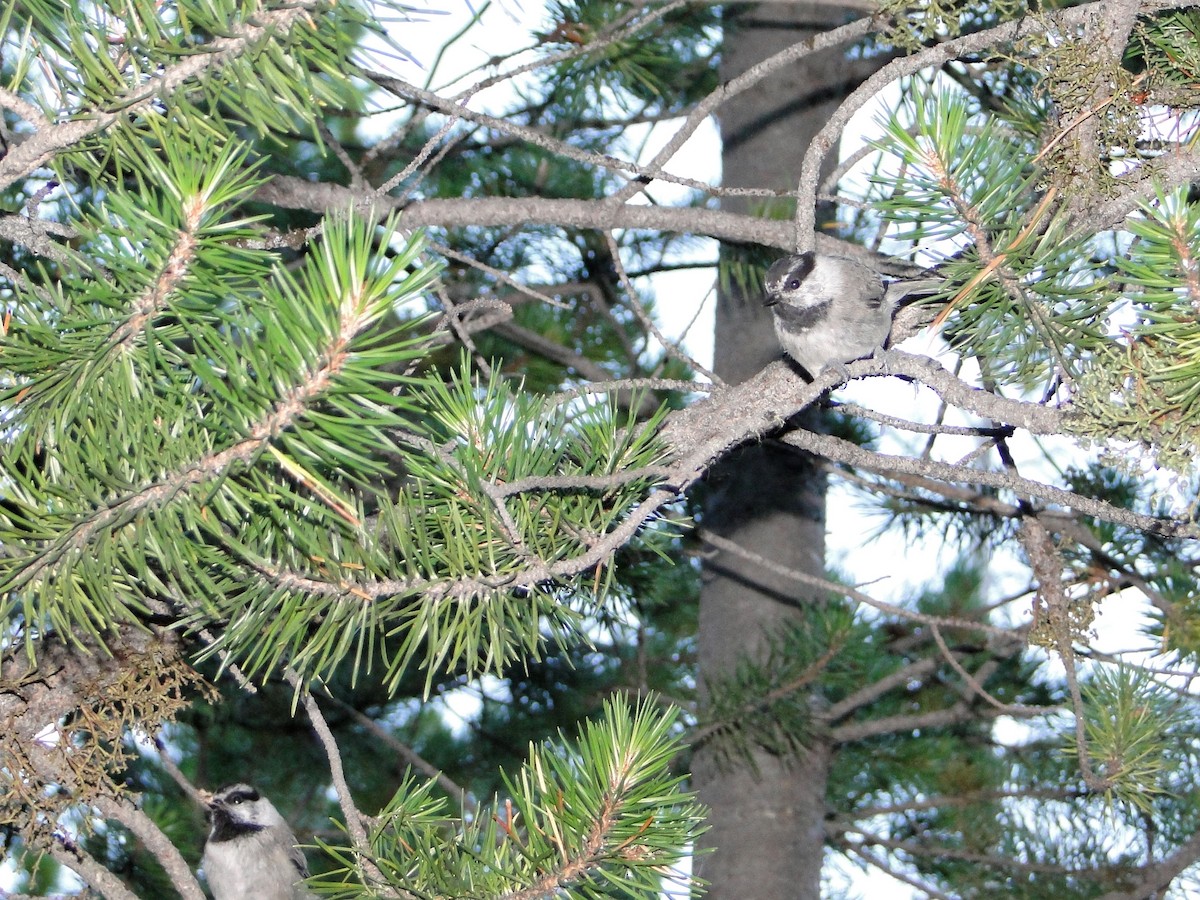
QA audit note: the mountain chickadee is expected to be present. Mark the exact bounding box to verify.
[202,783,314,900]
[763,251,899,379]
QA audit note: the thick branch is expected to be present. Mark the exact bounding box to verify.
[46,839,141,900]
[253,182,798,249]
[660,352,1065,490]
[94,795,206,900]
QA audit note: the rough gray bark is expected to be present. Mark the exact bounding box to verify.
[692,5,879,897]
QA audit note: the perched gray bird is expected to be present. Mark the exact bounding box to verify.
[201,783,313,900]
[763,251,899,378]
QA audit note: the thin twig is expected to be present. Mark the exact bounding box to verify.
[831,400,1014,438]
[824,656,941,722]
[840,823,1079,874]
[434,284,493,377]
[781,412,1195,540]
[792,0,1175,244]
[700,529,1017,639]
[831,703,1019,744]
[611,14,876,205]
[930,624,1044,716]
[838,841,958,900]
[155,735,208,807]
[285,669,395,895]
[602,231,718,382]
[845,785,1081,820]
[323,694,470,805]
[550,377,712,401]
[1018,516,1111,793]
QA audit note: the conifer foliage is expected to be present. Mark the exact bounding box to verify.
[0,1,700,896]
[1,0,1200,897]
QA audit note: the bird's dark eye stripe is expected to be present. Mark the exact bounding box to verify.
[226,788,260,805]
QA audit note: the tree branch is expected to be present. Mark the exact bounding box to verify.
[46,837,141,900]
[660,352,1065,493]
[285,670,390,895]
[844,785,1081,820]
[253,181,799,249]
[792,0,1200,246]
[322,694,469,804]
[830,704,1018,743]
[94,795,206,900]
[0,2,325,191]
[930,624,1044,716]
[839,823,1088,874]
[1096,822,1200,900]
[838,841,958,900]
[700,528,1018,638]
[823,656,942,722]
[780,417,1197,540]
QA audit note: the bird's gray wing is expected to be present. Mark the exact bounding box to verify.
[886,276,943,307]
[887,277,951,345]
[290,845,310,879]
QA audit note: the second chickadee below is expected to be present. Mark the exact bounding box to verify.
[763,251,896,378]
[202,783,314,900]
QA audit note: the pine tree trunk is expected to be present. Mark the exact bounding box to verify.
[693,5,878,897]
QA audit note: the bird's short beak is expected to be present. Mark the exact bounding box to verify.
[762,293,779,307]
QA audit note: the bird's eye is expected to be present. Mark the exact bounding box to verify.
[225,788,259,805]
[789,279,802,289]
